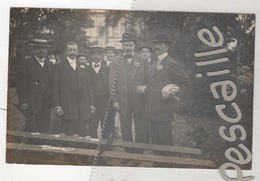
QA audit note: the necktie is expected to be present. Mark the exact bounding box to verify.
[94,64,99,68]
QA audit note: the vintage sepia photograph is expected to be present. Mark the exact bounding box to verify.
[6,8,255,171]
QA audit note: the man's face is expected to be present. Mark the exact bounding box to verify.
[33,46,48,59]
[90,51,103,63]
[154,42,169,55]
[141,48,151,59]
[105,50,115,61]
[78,56,87,64]
[122,41,135,55]
[66,44,79,59]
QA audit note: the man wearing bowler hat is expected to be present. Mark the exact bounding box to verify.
[77,53,89,65]
[109,33,150,164]
[53,42,95,137]
[146,34,190,161]
[16,38,54,133]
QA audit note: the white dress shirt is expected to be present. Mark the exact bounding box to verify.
[92,62,101,74]
[67,57,77,70]
[104,57,112,66]
[35,56,45,67]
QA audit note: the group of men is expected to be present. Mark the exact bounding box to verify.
[16,33,190,165]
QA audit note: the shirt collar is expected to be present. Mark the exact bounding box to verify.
[92,61,101,67]
[35,55,45,62]
[67,57,76,64]
[104,56,112,65]
[158,52,168,61]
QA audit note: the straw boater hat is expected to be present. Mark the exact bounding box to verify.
[29,38,51,47]
[88,45,104,52]
[151,34,173,44]
[140,44,154,52]
[119,33,137,43]
[104,45,116,51]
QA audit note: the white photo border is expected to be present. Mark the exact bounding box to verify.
[1,0,259,180]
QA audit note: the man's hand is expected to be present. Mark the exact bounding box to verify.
[136,85,147,94]
[55,106,64,117]
[113,101,120,111]
[20,103,28,110]
[90,105,95,113]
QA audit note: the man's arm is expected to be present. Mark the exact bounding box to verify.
[109,58,120,110]
[16,60,28,107]
[109,58,119,103]
[171,61,191,101]
[52,63,61,108]
[86,66,95,113]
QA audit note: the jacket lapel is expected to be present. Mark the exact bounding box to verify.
[131,54,139,79]
[63,58,77,83]
[151,56,167,78]
[32,56,45,75]
[120,57,128,83]
[45,60,53,76]
[101,64,109,88]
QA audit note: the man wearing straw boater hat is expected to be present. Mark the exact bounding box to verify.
[102,45,116,67]
[146,34,190,161]
[109,33,150,164]
[16,38,54,133]
[86,45,111,138]
[100,45,117,139]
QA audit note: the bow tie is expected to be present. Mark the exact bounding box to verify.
[125,54,133,59]
[94,64,100,68]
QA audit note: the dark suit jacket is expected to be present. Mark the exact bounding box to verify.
[52,58,94,121]
[87,63,110,99]
[16,56,54,114]
[146,55,190,122]
[109,53,150,116]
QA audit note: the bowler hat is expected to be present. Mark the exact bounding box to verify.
[140,44,154,52]
[151,34,173,44]
[88,46,104,52]
[29,38,51,47]
[119,33,137,43]
[105,45,116,51]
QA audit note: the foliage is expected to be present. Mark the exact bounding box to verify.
[10,8,95,59]
[105,11,255,117]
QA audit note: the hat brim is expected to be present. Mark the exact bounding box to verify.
[140,46,154,52]
[119,39,137,43]
[151,40,173,44]
[29,44,51,47]
[88,50,104,52]
[77,54,88,58]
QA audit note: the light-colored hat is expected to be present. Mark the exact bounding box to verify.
[29,38,51,47]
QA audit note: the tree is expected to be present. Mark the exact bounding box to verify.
[9,8,95,60]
